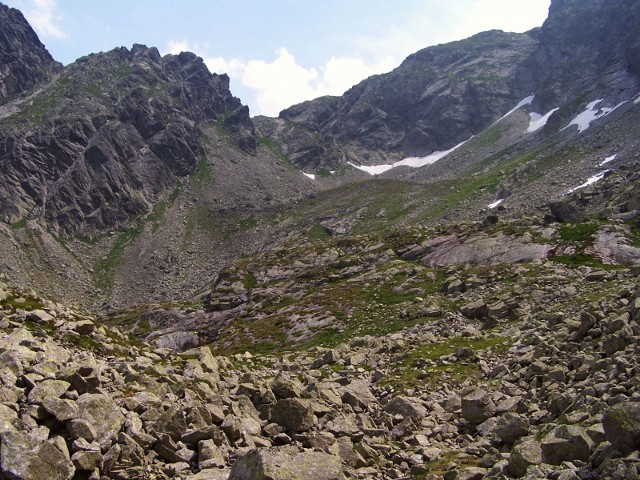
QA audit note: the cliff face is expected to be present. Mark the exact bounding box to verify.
[272,31,537,170]
[0,43,257,237]
[517,0,640,114]
[0,3,62,103]
[263,0,640,172]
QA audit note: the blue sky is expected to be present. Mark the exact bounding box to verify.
[5,0,551,116]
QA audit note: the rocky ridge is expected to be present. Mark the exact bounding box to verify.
[0,41,261,237]
[0,3,61,104]
[261,0,640,175]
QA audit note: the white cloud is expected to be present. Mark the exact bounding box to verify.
[159,0,550,117]
[204,48,397,116]
[166,39,191,55]
[350,1,549,66]
[203,56,245,79]
[241,48,319,116]
[21,0,67,39]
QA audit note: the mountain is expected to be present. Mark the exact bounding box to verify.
[259,0,640,175]
[0,43,259,236]
[0,2,639,478]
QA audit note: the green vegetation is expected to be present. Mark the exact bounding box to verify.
[93,221,145,291]
[259,137,294,167]
[308,223,331,240]
[624,218,640,247]
[559,223,599,243]
[416,452,479,478]
[243,272,258,289]
[382,335,512,392]
[422,147,544,221]
[191,159,214,186]
[147,183,183,232]
[10,218,27,229]
[0,293,45,311]
[551,254,611,269]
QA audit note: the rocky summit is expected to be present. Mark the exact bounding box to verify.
[1,0,640,479]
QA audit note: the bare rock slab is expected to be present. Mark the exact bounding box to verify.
[228,446,344,480]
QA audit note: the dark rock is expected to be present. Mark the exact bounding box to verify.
[602,401,640,455]
[462,388,497,425]
[540,425,593,465]
[0,4,62,104]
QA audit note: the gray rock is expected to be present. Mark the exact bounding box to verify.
[72,320,96,335]
[602,401,640,455]
[462,388,497,425]
[228,446,344,480]
[76,393,125,447]
[508,438,542,478]
[339,380,377,410]
[540,425,593,465]
[270,398,317,433]
[67,418,97,441]
[198,439,226,469]
[492,412,530,445]
[383,395,428,420]
[271,375,303,399]
[71,450,103,471]
[460,300,488,319]
[27,379,70,405]
[0,430,75,480]
[41,396,79,422]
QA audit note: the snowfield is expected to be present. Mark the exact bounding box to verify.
[562,99,626,133]
[526,108,559,133]
[349,139,470,176]
[598,154,617,167]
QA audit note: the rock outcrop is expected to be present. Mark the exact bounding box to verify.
[0,42,256,237]
[0,3,62,104]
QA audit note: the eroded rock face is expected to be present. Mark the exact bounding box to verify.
[0,42,255,236]
[274,31,538,170]
[399,231,552,267]
[0,4,62,104]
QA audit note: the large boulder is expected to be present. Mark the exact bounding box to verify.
[383,396,427,420]
[270,398,316,433]
[462,388,497,425]
[76,393,125,447]
[540,425,593,465]
[228,446,344,480]
[508,437,542,478]
[602,401,640,455]
[0,431,75,480]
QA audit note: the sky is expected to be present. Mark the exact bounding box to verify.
[5,0,551,117]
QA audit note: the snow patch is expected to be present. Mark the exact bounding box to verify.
[302,172,316,180]
[635,94,640,105]
[598,154,617,167]
[488,199,504,209]
[526,108,559,133]
[562,99,626,133]
[349,138,471,176]
[494,95,535,124]
[348,162,394,175]
[567,170,610,194]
